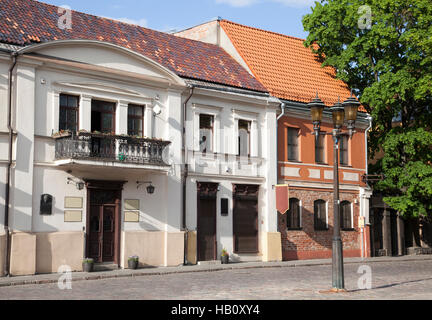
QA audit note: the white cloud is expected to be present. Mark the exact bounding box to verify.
[215,0,315,8]
[270,0,316,8]
[215,0,259,7]
[104,16,148,27]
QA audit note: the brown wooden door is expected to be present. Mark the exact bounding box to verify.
[233,184,259,254]
[102,205,116,262]
[89,205,102,262]
[197,182,218,262]
[86,181,123,264]
[197,198,217,261]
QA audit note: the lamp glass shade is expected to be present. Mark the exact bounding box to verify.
[331,107,345,128]
[344,104,358,122]
[311,106,324,122]
[146,185,155,194]
[343,96,360,122]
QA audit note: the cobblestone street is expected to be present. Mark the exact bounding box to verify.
[0,259,431,300]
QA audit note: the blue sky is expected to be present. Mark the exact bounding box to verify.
[39,0,316,39]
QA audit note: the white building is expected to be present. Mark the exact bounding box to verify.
[0,1,281,276]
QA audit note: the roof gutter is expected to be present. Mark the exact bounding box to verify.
[4,51,19,277]
[182,86,194,265]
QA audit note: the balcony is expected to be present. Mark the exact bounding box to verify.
[54,132,171,167]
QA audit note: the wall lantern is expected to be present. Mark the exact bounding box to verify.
[137,181,155,194]
[67,177,85,190]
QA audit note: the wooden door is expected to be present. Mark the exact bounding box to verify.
[233,184,259,254]
[102,205,116,262]
[197,182,218,261]
[86,181,123,264]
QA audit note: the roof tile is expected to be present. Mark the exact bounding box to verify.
[220,20,358,107]
[0,0,267,93]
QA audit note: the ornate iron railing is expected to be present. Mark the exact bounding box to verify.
[54,132,171,166]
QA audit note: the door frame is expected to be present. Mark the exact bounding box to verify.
[85,180,125,265]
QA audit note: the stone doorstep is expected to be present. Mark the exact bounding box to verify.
[1,255,432,288]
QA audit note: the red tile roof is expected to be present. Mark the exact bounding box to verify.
[220,20,354,107]
[0,0,267,93]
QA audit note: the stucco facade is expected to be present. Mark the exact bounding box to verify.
[0,38,279,276]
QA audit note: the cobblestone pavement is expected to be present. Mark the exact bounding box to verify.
[0,259,431,300]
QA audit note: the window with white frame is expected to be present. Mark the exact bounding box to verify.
[339,136,349,166]
[287,127,299,161]
[199,114,214,153]
[238,119,251,157]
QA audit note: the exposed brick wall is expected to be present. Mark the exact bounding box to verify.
[278,188,362,261]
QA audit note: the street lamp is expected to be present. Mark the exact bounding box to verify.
[308,94,360,291]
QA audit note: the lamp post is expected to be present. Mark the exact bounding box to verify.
[308,94,360,291]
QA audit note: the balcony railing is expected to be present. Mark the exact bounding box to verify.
[54,132,171,166]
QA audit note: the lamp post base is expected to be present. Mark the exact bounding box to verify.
[332,237,345,290]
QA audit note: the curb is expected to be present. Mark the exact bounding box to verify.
[1,256,431,288]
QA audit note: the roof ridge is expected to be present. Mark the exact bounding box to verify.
[220,19,306,42]
[32,0,225,51]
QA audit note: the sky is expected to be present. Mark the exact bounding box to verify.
[39,0,316,39]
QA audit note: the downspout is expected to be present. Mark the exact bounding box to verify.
[276,103,286,184]
[4,51,18,277]
[361,114,373,258]
[182,86,194,265]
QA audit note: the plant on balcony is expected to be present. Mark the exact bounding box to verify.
[52,129,72,138]
[118,152,126,161]
[82,258,94,272]
[220,248,229,264]
[128,255,139,269]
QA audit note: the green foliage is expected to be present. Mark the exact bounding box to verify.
[303,0,432,218]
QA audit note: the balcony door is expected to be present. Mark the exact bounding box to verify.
[91,100,116,134]
[86,180,123,264]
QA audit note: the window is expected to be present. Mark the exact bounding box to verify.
[339,136,349,166]
[315,134,325,163]
[59,94,79,132]
[340,201,353,230]
[314,200,327,230]
[128,105,144,137]
[287,127,299,161]
[199,114,214,153]
[238,119,251,157]
[287,198,301,230]
[91,100,116,134]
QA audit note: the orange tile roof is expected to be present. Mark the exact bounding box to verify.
[220,20,354,107]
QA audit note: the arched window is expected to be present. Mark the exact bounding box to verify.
[314,200,327,230]
[340,201,353,230]
[287,198,301,230]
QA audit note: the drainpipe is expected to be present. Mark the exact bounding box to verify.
[182,86,194,265]
[276,103,286,184]
[4,51,18,277]
[361,114,373,258]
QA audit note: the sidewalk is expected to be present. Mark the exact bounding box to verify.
[1,254,431,288]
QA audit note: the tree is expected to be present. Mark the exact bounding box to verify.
[302,0,432,218]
